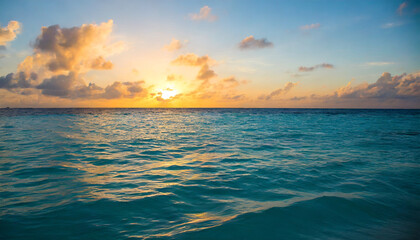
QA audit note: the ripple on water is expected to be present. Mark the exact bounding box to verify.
[0,108,419,239]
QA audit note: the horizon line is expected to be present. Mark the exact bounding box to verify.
[2,107,420,110]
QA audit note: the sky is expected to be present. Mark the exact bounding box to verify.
[0,0,419,108]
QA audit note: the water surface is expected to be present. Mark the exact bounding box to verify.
[1,109,419,239]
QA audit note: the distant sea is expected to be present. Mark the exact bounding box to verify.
[1,108,419,239]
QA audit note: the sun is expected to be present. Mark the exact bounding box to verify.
[160,88,178,100]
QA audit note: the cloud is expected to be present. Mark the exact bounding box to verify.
[189,6,218,22]
[397,2,407,15]
[36,73,78,97]
[171,53,247,101]
[101,81,146,99]
[197,64,216,80]
[300,23,320,30]
[238,36,273,50]
[289,72,420,107]
[290,73,303,78]
[91,56,113,70]
[34,72,146,99]
[365,62,395,66]
[222,77,241,87]
[298,63,334,72]
[163,38,183,51]
[171,53,213,66]
[153,88,182,102]
[381,22,404,28]
[30,20,118,73]
[211,76,247,91]
[187,77,247,100]
[0,20,149,100]
[166,74,183,81]
[171,53,217,81]
[289,96,307,101]
[0,73,21,89]
[258,82,297,100]
[0,72,36,90]
[222,94,246,101]
[0,21,21,46]
[333,72,420,99]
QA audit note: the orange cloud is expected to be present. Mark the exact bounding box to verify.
[166,74,183,82]
[0,20,21,46]
[171,53,217,82]
[189,6,218,22]
[30,19,116,73]
[163,38,184,51]
[170,54,248,102]
[197,64,216,80]
[91,56,113,70]
[0,20,149,100]
[171,53,214,66]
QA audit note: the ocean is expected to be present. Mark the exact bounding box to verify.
[0,108,419,239]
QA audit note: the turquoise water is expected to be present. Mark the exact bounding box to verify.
[0,109,419,239]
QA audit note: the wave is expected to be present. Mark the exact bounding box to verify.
[174,195,417,240]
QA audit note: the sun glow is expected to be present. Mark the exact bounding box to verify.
[160,88,178,100]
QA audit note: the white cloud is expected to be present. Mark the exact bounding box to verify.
[365,62,395,66]
[381,22,404,28]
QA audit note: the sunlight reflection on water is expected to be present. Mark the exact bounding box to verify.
[1,109,419,239]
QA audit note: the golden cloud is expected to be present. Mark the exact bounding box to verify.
[0,20,147,99]
[163,38,183,51]
[189,6,218,22]
[0,20,21,46]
